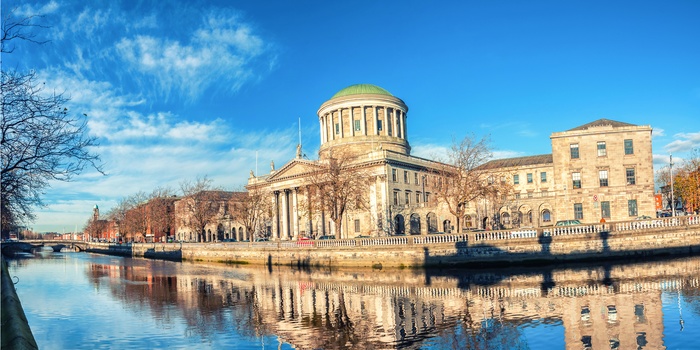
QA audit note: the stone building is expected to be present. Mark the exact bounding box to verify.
[247,84,454,240]
[173,191,249,242]
[480,119,655,227]
[247,85,656,239]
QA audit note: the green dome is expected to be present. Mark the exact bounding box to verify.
[331,84,393,99]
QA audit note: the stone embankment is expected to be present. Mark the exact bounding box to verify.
[1,257,38,350]
[85,216,700,268]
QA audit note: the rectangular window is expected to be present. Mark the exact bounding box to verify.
[405,191,410,205]
[597,141,607,157]
[354,219,360,232]
[425,192,430,203]
[487,176,494,185]
[601,201,610,218]
[393,191,399,205]
[624,139,634,155]
[628,199,638,216]
[335,123,340,134]
[404,171,409,184]
[574,203,583,220]
[414,173,419,184]
[416,192,421,204]
[570,144,579,159]
[626,168,636,185]
[392,169,397,182]
[513,174,520,185]
[377,120,383,132]
[515,193,521,199]
[354,119,361,131]
[599,170,608,187]
[527,173,533,183]
[540,172,547,183]
[572,172,581,189]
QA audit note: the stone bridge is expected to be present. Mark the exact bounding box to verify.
[2,240,89,254]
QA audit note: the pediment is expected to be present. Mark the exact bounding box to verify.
[267,159,320,181]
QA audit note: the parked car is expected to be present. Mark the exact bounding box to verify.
[254,237,269,242]
[635,215,653,220]
[555,220,581,226]
[318,235,336,240]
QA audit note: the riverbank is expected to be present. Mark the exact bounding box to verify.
[84,216,700,268]
[1,256,38,350]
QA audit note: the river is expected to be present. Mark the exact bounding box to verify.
[6,249,700,349]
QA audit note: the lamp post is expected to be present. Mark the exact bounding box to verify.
[670,155,675,217]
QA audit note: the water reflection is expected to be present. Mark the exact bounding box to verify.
[9,253,700,349]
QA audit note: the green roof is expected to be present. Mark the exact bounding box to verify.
[331,84,393,99]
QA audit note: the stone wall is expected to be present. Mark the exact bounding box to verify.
[93,216,700,268]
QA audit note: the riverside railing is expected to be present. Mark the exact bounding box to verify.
[51,215,700,252]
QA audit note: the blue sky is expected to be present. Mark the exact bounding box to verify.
[5,0,699,233]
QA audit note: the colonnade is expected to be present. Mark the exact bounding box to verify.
[272,187,304,240]
[319,105,407,144]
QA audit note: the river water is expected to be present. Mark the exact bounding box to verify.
[6,249,700,349]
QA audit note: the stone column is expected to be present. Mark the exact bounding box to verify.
[338,109,343,138]
[402,111,407,140]
[282,189,289,240]
[383,106,389,136]
[292,187,299,240]
[272,191,279,240]
[349,106,354,137]
[397,110,403,139]
[373,106,378,135]
[320,115,325,144]
[361,105,367,136]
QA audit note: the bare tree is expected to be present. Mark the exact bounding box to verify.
[433,135,501,233]
[146,187,177,242]
[304,149,369,239]
[178,176,224,242]
[231,186,270,240]
[1,13,103,237]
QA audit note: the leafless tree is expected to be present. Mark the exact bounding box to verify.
[304,149,369,239]
[178,176,224,242]
[432,134,504,233]
[1,12,103,237]
[232,186,270,240]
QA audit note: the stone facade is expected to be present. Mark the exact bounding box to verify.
[481,119,655,227]
[248,85,656,240]
[248,84,454,240]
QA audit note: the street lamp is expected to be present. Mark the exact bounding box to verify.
[670,155,675,217]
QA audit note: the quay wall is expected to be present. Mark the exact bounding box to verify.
[86,216,700,268]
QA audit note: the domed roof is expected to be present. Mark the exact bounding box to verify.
[331,84,393,99]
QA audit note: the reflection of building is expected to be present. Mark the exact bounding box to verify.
[91,255,700,349]
[478,119,654,227]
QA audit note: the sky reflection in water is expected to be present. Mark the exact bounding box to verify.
[7,251,700,349]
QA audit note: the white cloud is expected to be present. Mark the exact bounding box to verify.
[14,1,59,17]
[491,150,524,160]
[114,10,273,101]
[664,132,700,154]
[652,127,665,138]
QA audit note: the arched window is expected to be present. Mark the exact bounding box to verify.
[542,209,551,223]
[410,214,421,235]
[427,212,438,233]
[464,215,473,228]
[231,227,236,240]
[394,215,405,235]
[502,212,511,225]
[443,220,451,233]
[239,226,245,241]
